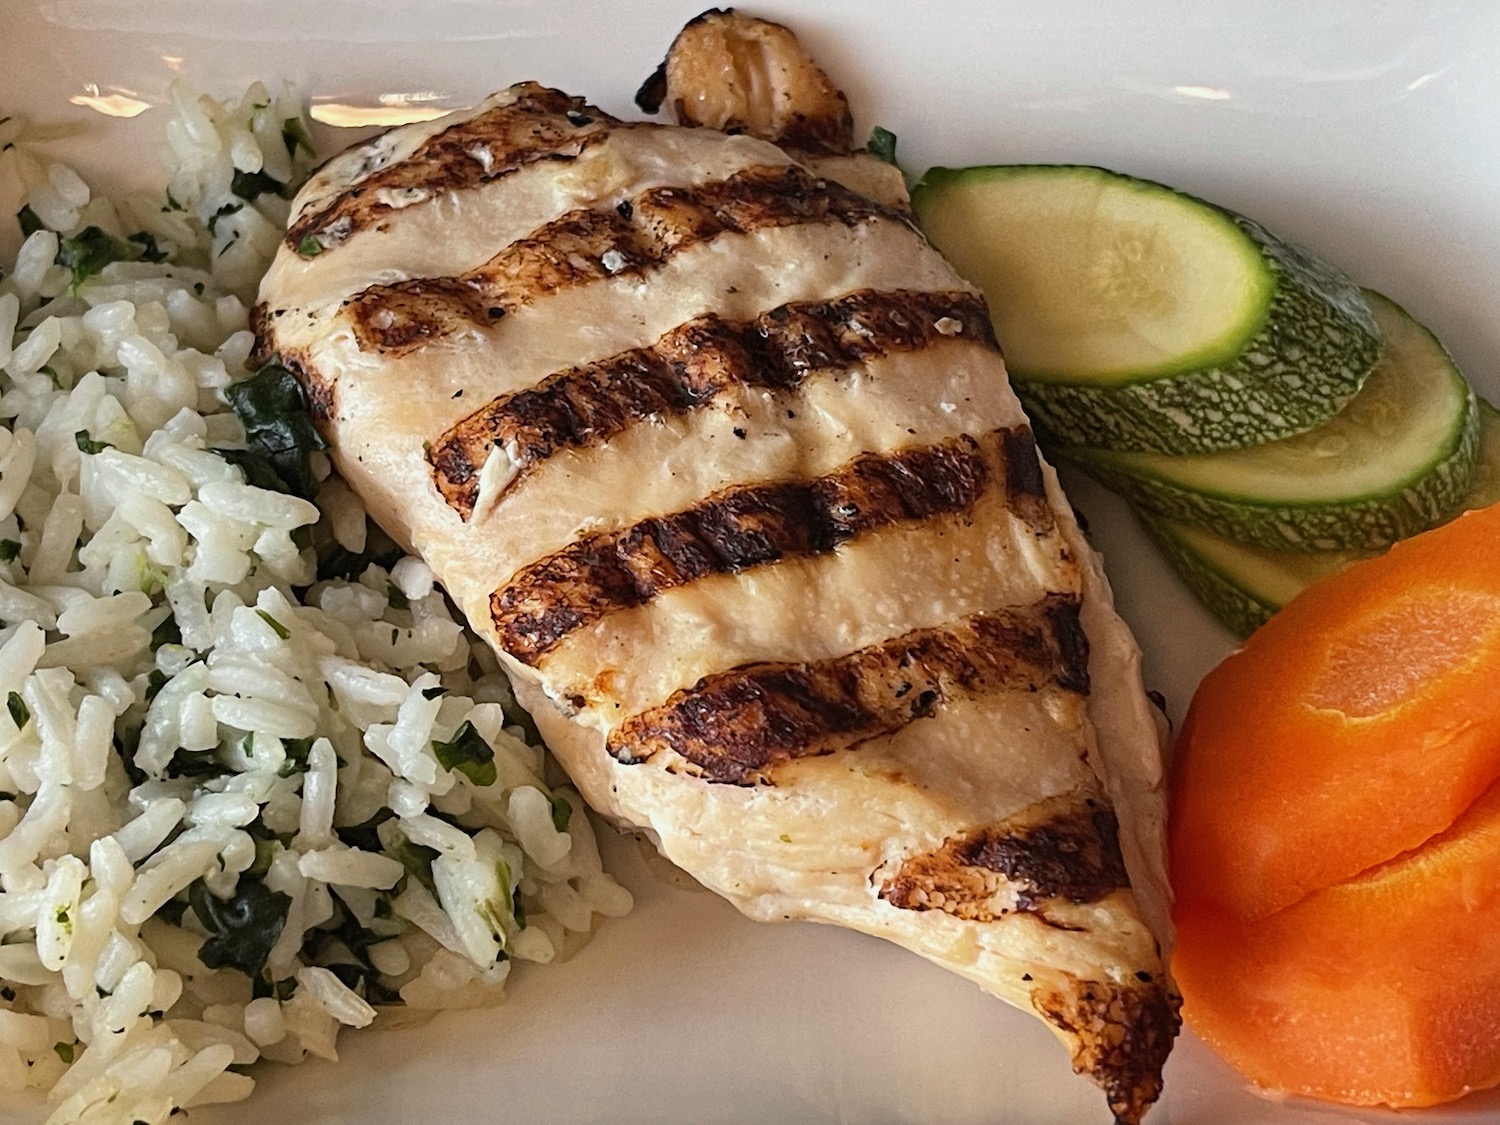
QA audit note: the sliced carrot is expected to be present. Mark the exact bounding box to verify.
[1174,776,1500,1107]
[1170,502,1500,922]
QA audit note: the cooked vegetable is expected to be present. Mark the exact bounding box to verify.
[430,720,498,787]
[866,125,898,165]
[1143,398,1500,635]
[911,164,1380,453]
[55,226,135,292]
[1066,293,1478,549]
[222,360,329,498]
[189,878,293,980]
[1141,514,1351,638]
[1175,777,1500,1107]
[1170,500,1500,923]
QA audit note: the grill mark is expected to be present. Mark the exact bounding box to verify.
[1034,977,1181,1125]
[285,84,620,252]
[491,430,1009,665]
[428,288,995,518]
[1001,426,1054,529]
[347,163,913,355]
[606,594,1088,785]
[878,796,1129,922]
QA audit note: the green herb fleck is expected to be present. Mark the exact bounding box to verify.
[206,201,242,236]
[213,446,290,494]
[315,522,401,582]
[283,117,315,158]
[165,747,222,780]
[388,833,440,897]
[223,361,328,499]
[230,168,285,203]
[256,609,291,639]
[155,897,189,926]
[75,430,111,455]
[53,1041,74,1064]
[7,691,29,729]
[276,735,315,778]
[386,582,408,610]
[548,793,572,833]
[55,906,70,927]
[126,231,169,263]
[296,234,323,258]
[16,204,44,237]
[189,878,292,980]
[336,807,395,853]
[0,540,20,562]
[143,668,169,703]
[866,125,899,166]
[431,720,497,787]
[150,614,182,649]
[55,227,134,292]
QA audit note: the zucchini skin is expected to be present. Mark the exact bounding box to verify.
[1014,213,1381,454]
[1142,400,1500,636]
[1065,384,1481,551]
[913,165,1382,455]
[1138,514,1278,638]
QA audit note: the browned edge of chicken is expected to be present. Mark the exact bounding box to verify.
[636,7,853,154]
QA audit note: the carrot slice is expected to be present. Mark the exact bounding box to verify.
[1174,776,1500,1106]
[1170,502,1500,921]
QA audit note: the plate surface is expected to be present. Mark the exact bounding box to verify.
[3,2,1500,1122]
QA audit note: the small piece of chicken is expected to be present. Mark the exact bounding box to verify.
[255,12,1178,1121]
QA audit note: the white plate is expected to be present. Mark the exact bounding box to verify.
[4,2,1500,1122]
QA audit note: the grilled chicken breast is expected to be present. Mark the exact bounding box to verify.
[255,13,1179,1121]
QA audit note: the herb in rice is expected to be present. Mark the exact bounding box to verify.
[0,83,632,1123]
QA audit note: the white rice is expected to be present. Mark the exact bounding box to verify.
[0,84,633,1123]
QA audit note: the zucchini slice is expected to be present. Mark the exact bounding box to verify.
[1145,398,1500,636]
[1066,292,1480,550]
[911,164,1381,454]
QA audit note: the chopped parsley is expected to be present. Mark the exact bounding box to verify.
[230,167,285,203]
[127,231,169,263]
[150,614,182,650]
[214,446,291,494]
[16,204,44,237]
[282,117,315,158]
[223,360,329,499]
[548,793,573,833]
[206,201,242,236]
[866,125,899,166]
[7,691,29,729]
[55,227,134,292]
[431,720,497,787]
[276,735,316,778]
[0,540,20,562]
[74,430,111,455]
[189,878,292,981]
[315,523,401,583]
[386,582,409,610]
[255,609,291,639]
[296,235,323,258]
